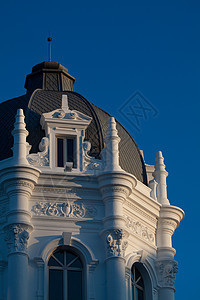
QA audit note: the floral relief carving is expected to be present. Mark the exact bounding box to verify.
[124,216,155,244]
[32,201,97,218]
[156,260,178,288]
[4,224,30,254]
[106,229,128,257]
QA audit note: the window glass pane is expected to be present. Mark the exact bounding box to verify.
[57,138,64,167]
[132,287,135,300]
[66,252,77,266]
[49,270,63,300]
[67,139,74,164]
[54,251,64,265]
[137,277,144,288]
[135,268,144,288]
[67,271,82,300]
[135,268,140,280]
[136,287,144,300]
[70,257,83,269]
[48,256,61,267]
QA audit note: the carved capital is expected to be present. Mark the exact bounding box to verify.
[156,260,178,289]
[4,224,31,254]
[106,229,128,258]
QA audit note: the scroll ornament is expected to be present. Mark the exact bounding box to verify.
[32,201,97,218]
[27,137,49,166]
[82,141,104,171]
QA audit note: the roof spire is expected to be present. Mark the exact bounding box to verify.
[47,33,52,62]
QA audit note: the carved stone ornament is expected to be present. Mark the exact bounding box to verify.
[124,216,155,244]
[82,141,104,171]
[32,201,97,218]
[27,137,49,166]
[156,260,178,288]
[4,224,30,254]
[53,110,78,120]
[106,229,128,258]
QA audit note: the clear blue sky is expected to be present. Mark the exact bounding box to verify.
[0,0,199,298]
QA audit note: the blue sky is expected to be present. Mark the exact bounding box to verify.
[0,0,199,298]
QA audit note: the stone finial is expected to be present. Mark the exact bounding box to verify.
[104,117,121,171]
[61,94,69,112]
[153,151,169,205]
[12,109,29,164]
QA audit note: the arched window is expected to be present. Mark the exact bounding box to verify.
[48,247,83,300]
[131,264,145,300]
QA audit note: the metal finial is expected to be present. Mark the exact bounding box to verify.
[47,33,52,62]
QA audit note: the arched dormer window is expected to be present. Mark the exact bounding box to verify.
[48,247,83,300]
[131,264,145,300]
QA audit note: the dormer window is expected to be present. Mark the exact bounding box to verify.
[57,136,76,168]
[40,95,92,171]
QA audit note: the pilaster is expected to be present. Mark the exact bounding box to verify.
[0,109,41,300]
[34,258,45,300]
[98,117,137,300]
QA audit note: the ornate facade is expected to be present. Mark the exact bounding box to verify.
[0,61,184,300]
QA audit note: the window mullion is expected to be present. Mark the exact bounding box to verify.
[64,138,67,165]
[64,269,68,300]
[134,286,137,300]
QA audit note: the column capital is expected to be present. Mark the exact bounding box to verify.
[156,259,178,290]
[105,228,129,258]
[4,223,32,255]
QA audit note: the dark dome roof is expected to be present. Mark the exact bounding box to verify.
[0,62,147,184]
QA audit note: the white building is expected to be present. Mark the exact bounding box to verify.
[0,61,184,300]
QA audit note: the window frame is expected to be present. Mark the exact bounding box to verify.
[56,135,77,168]
[47,246,85,300]
[131,264,145,300]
